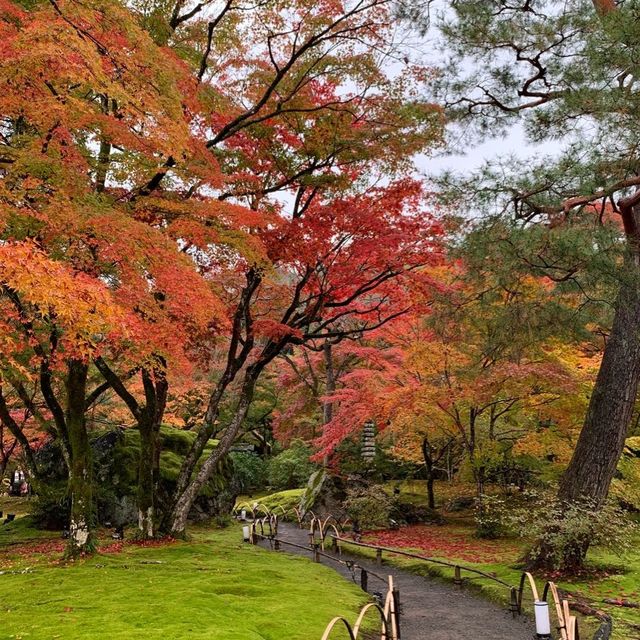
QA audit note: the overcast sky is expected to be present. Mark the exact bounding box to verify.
[406,3,563,180]
[427,125,551,173]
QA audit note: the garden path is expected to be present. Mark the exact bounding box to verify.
[259,522,534,640]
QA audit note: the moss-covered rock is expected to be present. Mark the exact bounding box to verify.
[33,426,236,529]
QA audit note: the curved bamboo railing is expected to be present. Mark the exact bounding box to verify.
[320,575,398,640]
[233,501,274,520]
[518,571,580,640]
[309,514,350,550]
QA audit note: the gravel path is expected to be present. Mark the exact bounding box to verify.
[258,522,534,640]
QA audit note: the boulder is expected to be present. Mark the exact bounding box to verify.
[33,426,237,529]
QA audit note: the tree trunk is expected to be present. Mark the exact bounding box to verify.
[95,94,111,193]
[137,416,156,539]
[170,270,261,512]
[322,340,335,425]
[532,204,640,571]
[137,367,167,539]
[322,340,335,467]
[152,415,162,498]
[169,381,226,515]
[169,365,261,537]
[66,360,93,556]
[421,437,436,509]
[558,261,640,506]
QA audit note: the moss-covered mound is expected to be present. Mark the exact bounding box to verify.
[33,427,234,529]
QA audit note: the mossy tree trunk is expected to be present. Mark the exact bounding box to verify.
[94,358,168,539]
[169,362,264,538]
[137,367,167,539]
[321,340,335,468]
[167,270,263,531]
[66,359,94,556]
[421,437,438,510]
[137,416,156,538]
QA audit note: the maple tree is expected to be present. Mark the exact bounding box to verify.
[140,0,447,536]
[304,263,595,511]
[274,339,360,445]
[166,180,445,536]
[0,0,446,546]
[0,0,234,549]
[0,243,127,553]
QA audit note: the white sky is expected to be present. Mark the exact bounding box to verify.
[422,124,560,175]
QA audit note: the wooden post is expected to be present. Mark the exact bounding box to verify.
[360,568,368,592]
[313,543,320,563]
[509,587,519,618]
[274,538,280,551]
[454,565,462,586]
[376,548,383,566]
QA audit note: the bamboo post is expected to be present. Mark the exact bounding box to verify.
[392,588,401,639]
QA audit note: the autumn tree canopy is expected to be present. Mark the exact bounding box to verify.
[0,0,446,548]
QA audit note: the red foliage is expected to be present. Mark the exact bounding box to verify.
[364,525,521,564]
[6,539,67,557]
[0,535,177,561]
[100,536,176,554]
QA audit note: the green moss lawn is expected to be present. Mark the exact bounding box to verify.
[0,521,366,640]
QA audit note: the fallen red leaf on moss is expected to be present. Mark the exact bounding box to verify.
[364,525,522,564]
[6,540,66,556]
[99,536,176,554]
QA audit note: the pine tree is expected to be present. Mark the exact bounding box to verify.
[430,0,640,570]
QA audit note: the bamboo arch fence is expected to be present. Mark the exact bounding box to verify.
[320,575,399,640]
[234,504,598,640]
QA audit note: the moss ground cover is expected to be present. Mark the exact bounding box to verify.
[0,522,366,640]
[235,489,305,517]
[0,514,54,548]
